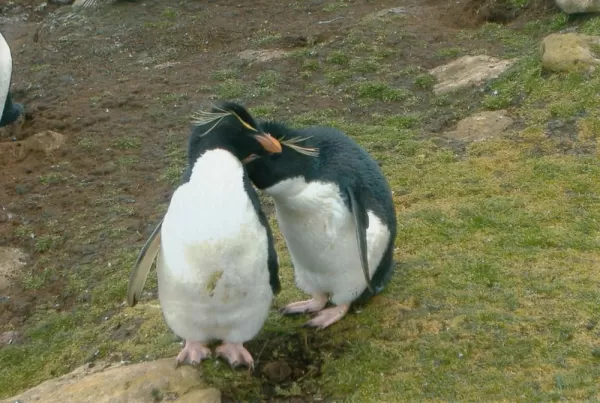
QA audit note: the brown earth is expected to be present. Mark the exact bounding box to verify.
[0,0,558,401]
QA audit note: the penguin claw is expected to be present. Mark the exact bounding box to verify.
[303,304,350,330]
[280,294,328,315]
[175,341,211,367]
[216,343,254,370]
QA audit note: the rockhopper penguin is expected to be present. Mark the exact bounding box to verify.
[126,102,284,369]
[0,32,24,128]
[246,109,398,330]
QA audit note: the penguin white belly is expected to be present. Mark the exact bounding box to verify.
[158,151,273,344]
[0,32,13,120]
[266,177,390,305]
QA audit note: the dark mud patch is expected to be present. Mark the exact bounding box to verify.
[219,331,347,402]
[426,0,560,29]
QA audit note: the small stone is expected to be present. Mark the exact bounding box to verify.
[92,161,117,175]
[0,247,28,292]
[444,110,514,142]
[0,330,22,345]
[429,55,515,95]
[238,49,289,63]
[262,360,292,382]
[374,7,407,17]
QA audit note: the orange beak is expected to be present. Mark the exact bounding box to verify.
[254,133,282,153]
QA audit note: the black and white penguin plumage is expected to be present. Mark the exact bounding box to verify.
[127,102,283,368]
[245,112,397,330]
[0,32,24,128]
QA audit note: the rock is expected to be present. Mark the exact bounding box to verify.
[25,130,66,153]
[444,110,514,142]
[555,0,600,14]
[238,49,289,63]
[374,7,408,17]
[541,33,600,73]
[91,161,117,175]
[429,55,515,95]
[0,330,23,346]
[262,360,292,382]
[0,130,66,165]
[2,357,221,403]
[0,247,28,292]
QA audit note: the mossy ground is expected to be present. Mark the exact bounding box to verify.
[1,0,600,401]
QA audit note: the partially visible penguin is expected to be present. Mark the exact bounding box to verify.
[127,102,283,368]
[0,32,24,128]
[72,0,139,8]
[245,107,397,330]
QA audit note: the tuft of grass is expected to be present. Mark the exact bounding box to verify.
[160,92,188,106]
[211,69,239,81]
[326,51,350,65]
[323,0,349,12]
[111,137,141,150]
[215,79,248,99]
[30,63,50,72]
[352,81,409,102]
[325,70,351,85]
[35,235,60,253]
[414,73,436,90]
[38,173,67,185]
[434,46,465,59]
[302,60,320,71]
[255,70,282,91]
[161,7,178,19]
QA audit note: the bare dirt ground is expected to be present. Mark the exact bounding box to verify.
[1,0,567,401]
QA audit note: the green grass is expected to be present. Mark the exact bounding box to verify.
[352,81,409,102]
[3,3,600,402]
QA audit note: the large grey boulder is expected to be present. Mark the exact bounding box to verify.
[555,0,600,14]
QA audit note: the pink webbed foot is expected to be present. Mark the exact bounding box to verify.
[175,340,211,367]
[216,342,255,369]
[304,304,350,330]
[279,293,328,315]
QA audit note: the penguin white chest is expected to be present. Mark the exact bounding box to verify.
[157,150,273,344]
[0,32,13,120]
[265,177,390,305]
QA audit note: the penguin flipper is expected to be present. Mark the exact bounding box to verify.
[347,188,374,294]
[262,213,281,295]
[127,219,163,307]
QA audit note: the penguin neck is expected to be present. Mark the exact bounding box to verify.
[188,148,244,185]
[0,32,13,122]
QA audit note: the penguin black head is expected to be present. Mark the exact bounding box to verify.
[187,101,283,167]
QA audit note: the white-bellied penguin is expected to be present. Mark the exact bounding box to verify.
[244,107,398,330]
[126,101,283,369]
[0,32,24,128]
